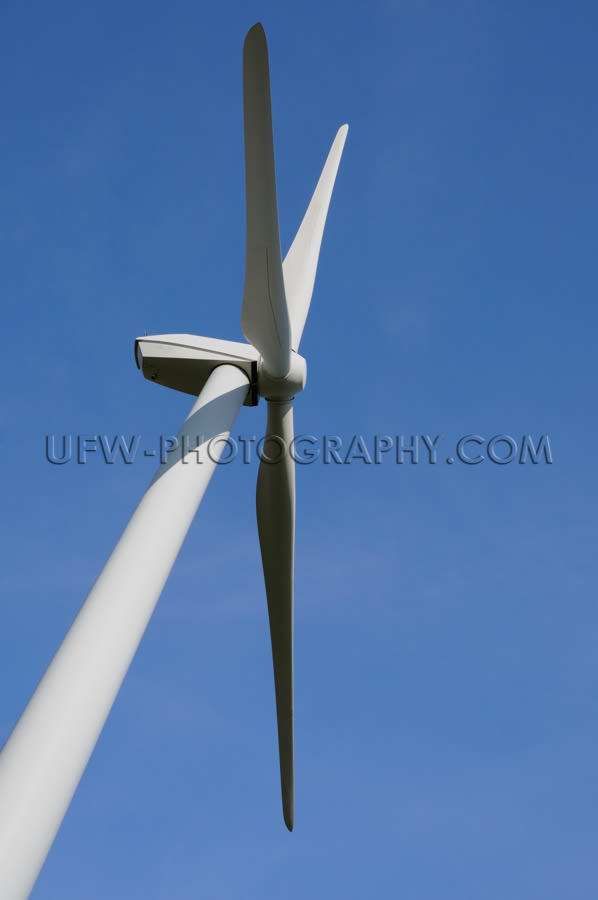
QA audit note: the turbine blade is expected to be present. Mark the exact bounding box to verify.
[256,399,295,830]
[241,23,291,378]
[283,124,348,350]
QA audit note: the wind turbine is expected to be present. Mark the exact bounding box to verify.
[0,22,347,896]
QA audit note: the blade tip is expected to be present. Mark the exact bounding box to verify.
[246,22,266,42]
[283,789,294,831]
[244,23,267,63]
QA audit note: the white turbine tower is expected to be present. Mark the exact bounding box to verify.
[0,23,347,897]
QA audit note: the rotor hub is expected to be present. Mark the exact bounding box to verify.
[257,351,307,400]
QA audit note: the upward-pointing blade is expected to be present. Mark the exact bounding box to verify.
[283,124,348,351]
[256,399,295,830]
[241,23,291,378]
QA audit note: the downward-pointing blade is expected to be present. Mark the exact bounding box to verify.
[256,399,295,830]
[241,23,291,378]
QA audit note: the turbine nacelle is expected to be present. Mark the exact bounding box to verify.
[135,332,306,405]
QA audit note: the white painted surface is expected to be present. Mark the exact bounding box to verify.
[283,124,348,351]
[0,364,249,899]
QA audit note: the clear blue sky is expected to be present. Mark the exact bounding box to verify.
[1,1,597,897]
